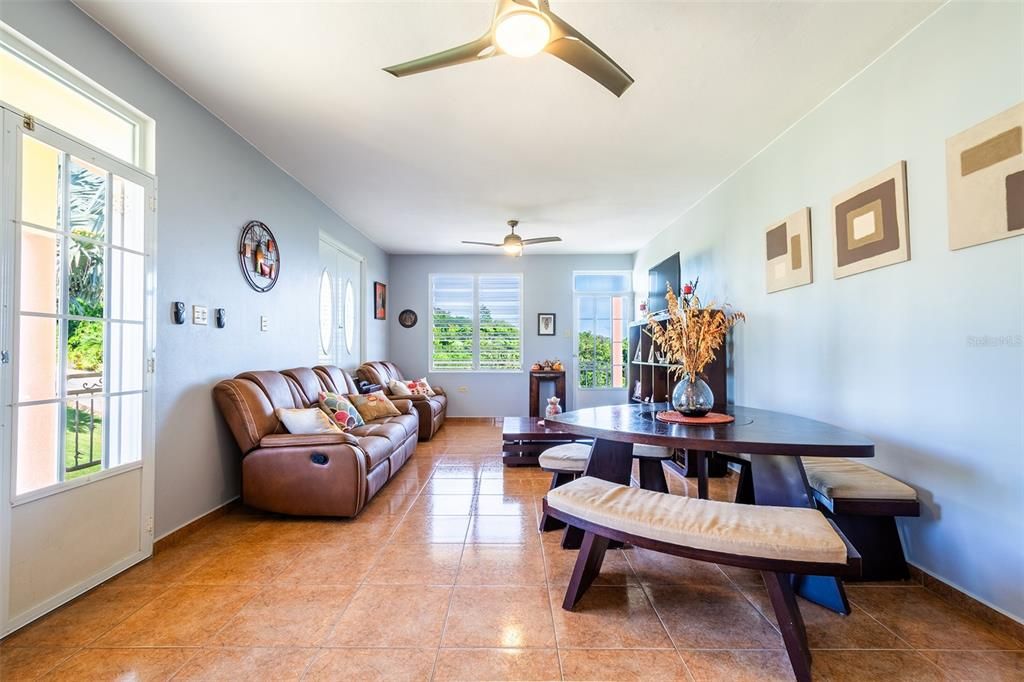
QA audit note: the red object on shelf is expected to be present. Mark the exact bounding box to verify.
[655,410,735,425]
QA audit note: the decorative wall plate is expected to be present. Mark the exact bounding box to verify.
[238,220,280,293]
[399,309,418,328]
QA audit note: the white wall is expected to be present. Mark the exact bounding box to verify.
[388,254,633,416]
[634,2,1023,620]
[1,1,390,537]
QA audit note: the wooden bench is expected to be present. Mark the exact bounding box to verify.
[543,477,860,682]
[537,442,673,537]
[801,457,919,581]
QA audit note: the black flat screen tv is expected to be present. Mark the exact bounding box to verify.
[648,253,680,314]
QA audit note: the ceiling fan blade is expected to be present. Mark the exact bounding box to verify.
[461,241,503,247]
[384,34,496,78]
[542,11,634,97]
[520,236,562,245]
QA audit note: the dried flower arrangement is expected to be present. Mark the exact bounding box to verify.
[647,278,745,382]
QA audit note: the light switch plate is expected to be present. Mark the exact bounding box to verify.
[192,305,208,325]
[259,315,269,332]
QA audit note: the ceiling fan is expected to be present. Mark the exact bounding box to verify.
[383,0,634,97]
[462,220,562,256]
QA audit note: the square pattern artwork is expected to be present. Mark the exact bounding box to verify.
[832,161,909,279]
[946,101,1024,250]
[765,207,812,293]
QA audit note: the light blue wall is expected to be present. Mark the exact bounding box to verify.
[387,254,634,416]
[1,1,390,537]
[634,2,1024,620]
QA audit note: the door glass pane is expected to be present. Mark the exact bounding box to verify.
[67,318,104,387]
[67,237,104,319]
[595,297,611,320]
[108,393,142,467]
[16,403,60,494]
[18,316,60,402]
[121,251,144,321]
[344,280,356,353]
[67,157,107,240]
[319,269,333,355]
[112,175,145,252]
[65,397,103,479]
[109,322,143,393]
[21,136,61,229]
[579,296,595,319]
[20,226,61,315]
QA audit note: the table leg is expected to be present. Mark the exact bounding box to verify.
[561,438,634,550]
[749,455,851,615]
[695,450,709,500]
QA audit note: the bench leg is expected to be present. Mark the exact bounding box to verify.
[827,513,910,581]
[563,531,611,610]
[561,524,585,549]
[734,459,755,505]
[638,459,669,493]
[539,472,574,532]
[763,571,812,682]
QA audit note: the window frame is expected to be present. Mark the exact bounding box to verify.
[573,271,632,392]
[429,273,524,373]
[1,23,155,172]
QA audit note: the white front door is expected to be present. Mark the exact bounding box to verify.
[318,237,363,369]
[0,109,157,635]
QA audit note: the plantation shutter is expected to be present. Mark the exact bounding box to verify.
[430,274,475,370]
[478,274,522,371]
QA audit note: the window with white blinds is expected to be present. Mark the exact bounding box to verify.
[430,273,522,372]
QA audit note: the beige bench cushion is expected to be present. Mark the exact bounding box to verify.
[538,443,591,472]
[547,476,848,565]
[802,457,917,501]
[633,444,671,459]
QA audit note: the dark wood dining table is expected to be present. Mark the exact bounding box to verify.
[547,403,875,615]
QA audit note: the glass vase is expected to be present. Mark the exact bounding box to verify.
[671,374,714,417]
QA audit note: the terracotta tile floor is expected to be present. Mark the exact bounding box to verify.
[2,421,1022,681]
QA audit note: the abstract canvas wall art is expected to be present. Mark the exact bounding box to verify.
[765,207,812,293]
[946,102,1024,250]
[832,161,909,279]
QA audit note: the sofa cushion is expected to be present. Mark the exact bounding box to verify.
[389,379,413,397]
[350,419,413,450]
[275,407,341,435]
[428,394,447,416]
[348,391,402,421]
[319,391,365,430]
[547,476,849,565]
[353,435,393,471]
[538,443,591,472]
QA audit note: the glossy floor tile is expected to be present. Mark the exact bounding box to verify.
[2,421,1019,680]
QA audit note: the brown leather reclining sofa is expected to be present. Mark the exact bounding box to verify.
[358,361,448,441]
[213,365,418,516]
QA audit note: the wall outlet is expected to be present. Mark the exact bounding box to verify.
[457,386,469,393]
[192,305,208,325]
[259,315,269,332]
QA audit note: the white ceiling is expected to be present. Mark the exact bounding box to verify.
[76,1,938,255]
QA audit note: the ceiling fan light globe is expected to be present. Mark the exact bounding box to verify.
[495,11,551,58]
[503,242,523,256]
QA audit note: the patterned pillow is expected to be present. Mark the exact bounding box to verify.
[408,377,436,397]
[318,391,365,431]
[388,379,413,397]
[275,407,341,435]
[347,391,402,421]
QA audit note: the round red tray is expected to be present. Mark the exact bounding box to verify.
[656,410,736,425]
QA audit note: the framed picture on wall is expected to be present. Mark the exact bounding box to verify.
[538,313,556,336]
[374,281,387,320]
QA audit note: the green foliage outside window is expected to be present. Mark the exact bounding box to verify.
[578,330,628,388]
[432,305,520,370]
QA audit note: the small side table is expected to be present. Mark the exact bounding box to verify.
[529,370,566,417]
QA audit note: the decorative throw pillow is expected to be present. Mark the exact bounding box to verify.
[408,377,436,397]
[388,379,413,397]
[348,390,402,421]
[275,407,341,434]
[318,391,365,431]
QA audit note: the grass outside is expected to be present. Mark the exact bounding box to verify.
[65,405,102,479]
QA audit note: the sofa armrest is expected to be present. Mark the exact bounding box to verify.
[432,386,446,396]
[242,442,368,516]
[391,399,416,415]
[402,393,430,402]
[259,432,360,448]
